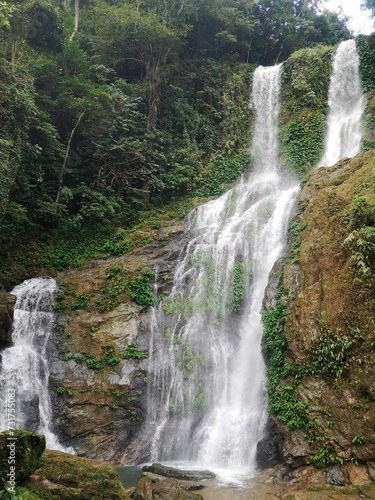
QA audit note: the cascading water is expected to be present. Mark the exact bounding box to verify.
[319,39,365,167]
[0,277,72,452]
[144,64,299,483]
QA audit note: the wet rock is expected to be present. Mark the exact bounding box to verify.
[141,473,204,491]
[366,461,375,482]
[0,430,46,487]
[47,221,188,462]
[142,463,216,481]
[152,478,204,499]
[345,463,371,485]
[22,395,40,433]
[134,476,153,500]
[0,290,16,348]
[326,465,347,486]
[269,152,375,470]
[256,432,282,468]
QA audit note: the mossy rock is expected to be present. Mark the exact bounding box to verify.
[0,430,46,488]
[22,449,131,500]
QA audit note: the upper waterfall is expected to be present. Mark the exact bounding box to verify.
[319,39,365,167]
[142,64,299,483]
[0,278,72,452]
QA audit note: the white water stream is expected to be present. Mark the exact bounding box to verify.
[144,65,299,483]
[0,277,71,452]
[319,39,365,167]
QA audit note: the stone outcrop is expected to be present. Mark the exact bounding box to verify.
[0,289,16,348]
[265,151,375,476]
[0,430,46,488]
[142,463,216,481]
[133,475,204,500]
[23,449,131,499]
[47,221,188,462]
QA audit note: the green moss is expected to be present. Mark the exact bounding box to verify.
[22,449,130,500]
[0,431,46,489]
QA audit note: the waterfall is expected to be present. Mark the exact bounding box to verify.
[0,277,72,452]
[143,64,299,483]
[319,39,365,167]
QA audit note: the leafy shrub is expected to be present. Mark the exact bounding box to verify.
[129,269,155,305]
[123,344,148,359]
[228,260,245,312]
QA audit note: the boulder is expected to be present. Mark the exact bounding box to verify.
[0,290,16,348]
[133,476,204,500]
[133,476,153,500]
[0,430,46,488]
[256,433,282,469]
[142,463,216,481]
[326,465,347,486]
[22,395,40,433]
[152,478,204,499]
[23,449,131,499]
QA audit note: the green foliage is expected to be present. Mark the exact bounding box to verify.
[56,386,74,396]
[280,46,334,176]
[193,154,250,197]
[287,216,307,257]
[76,346,121,371]
[162,298,181,315]
[192,389,206,411]
[356,37,375,93]
[228,259,245,312]
[352,435,365,445]
[344,227,375,281]
[129,270,155,305]
[71,293,89,310]
[280,112,325,176]
[122,344,148,360]
[261,286,290,402]
[309,329,356,379]
[106,265,122,279]
[128,409,140,421]
[343,194,375,284]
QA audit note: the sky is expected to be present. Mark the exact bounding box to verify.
[322,0,374,35]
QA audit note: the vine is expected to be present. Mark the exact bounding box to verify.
[356,36,375,93]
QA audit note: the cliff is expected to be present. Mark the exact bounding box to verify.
[48,220,188,462]
[263,150,375,481]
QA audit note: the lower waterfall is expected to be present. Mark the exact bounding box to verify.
[143,64,299,483]
[0,277,72,452]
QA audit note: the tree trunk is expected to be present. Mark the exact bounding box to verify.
[69,0,80,42]
[55,111,85,203]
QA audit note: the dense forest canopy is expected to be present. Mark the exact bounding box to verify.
[0,0,367,279]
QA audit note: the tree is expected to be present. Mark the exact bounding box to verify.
[82,1,184,131]
[362,0,375,18]
[250,0,349,64]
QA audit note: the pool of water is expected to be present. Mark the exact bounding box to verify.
[117,465,143,488]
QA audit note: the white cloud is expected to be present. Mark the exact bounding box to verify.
[322,0,374,35]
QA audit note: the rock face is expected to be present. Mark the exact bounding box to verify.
[266,151,375,476]
[47,222,188,462]
[0,289,16,348]
[0,430,46,488]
